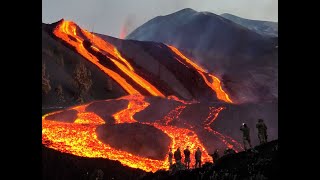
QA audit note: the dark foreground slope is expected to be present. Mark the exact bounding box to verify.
[143,140,279,180]
[42,146,149,180]
[43,140,279,180]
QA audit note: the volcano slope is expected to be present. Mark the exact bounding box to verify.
[42,19,277,173]
[126,8,278,103]
[42,19,235,108]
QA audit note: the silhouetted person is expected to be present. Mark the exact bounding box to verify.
[256,119,268,144]
[240,123,252,150]
[209,149,220,163]
[168,148,173,167]
[213,149,220,162]
[229,148,236,154]
[183,146,191,169]
[195,147,202,168]
[174,147,182,164]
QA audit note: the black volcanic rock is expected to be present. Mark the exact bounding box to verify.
[44,109,78,123]
[134,96,183,123]
[141,140,279,180]
[86,99,128,123]
[42,140,278,180]
[96,123,171,160]
[42,145,149,180]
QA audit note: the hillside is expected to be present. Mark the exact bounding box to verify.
[126,8,278,103]
[221,13,278,37]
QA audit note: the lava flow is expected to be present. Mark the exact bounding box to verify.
[53,20,164,97]
[43,20,241,172]
[42,95,239,172]
[168,45,233,103]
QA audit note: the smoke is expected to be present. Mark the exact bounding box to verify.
[119,14,136,39]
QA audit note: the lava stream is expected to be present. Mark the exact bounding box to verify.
[113,95,150,124]
[43,20,240,172]
[168,45,233,103]
[53,20,164,97]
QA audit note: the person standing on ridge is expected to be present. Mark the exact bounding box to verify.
[213,149,220,162]
[195,147,202,168]
[256,119,268,144]
[174,147,182,164]
[183,146,191,169]
[240,123,252,150]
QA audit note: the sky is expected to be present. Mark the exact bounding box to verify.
[42,0,278,38]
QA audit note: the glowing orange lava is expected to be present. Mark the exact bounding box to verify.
[113,95,149,124]
[43,20,241,173]
[53,20,164,97]
[42,94,238,172]
[168,45,233,103]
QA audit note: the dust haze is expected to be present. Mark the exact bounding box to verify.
[42,0,277,38]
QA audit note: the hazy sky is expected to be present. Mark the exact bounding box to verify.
[42,0,278,38]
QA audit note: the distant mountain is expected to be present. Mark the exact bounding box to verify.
[126,8,278,103]
[220,13,278,37]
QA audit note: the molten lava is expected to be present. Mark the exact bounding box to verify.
[43,20,241,172]
[53,20,164,97]
[168,45,233,103]
[113,95,149,124]
[42,95,241,172]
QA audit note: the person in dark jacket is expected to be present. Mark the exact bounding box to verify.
[174,147,182,164]
[256,119,268,144]
[240,123,252,150]
[195,147,202,168]
[210,149,220,163]
[183,146,191,169]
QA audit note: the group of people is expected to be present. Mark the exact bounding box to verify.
[168,146,203,169]
[240,119,268,150]
[167,119,269,169]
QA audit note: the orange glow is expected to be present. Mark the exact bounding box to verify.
[152,123,212,168]
[113,95,150,124]
[44,20,242,172]
[42,95,239,172]
[53,20,164,97]
[168,45,233,103]
[162,105,186,125]
[42,120,166,172]
[110,58,164,97]
[74,112,105,125]
[114,48,134,71]
[119,23,127,39]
